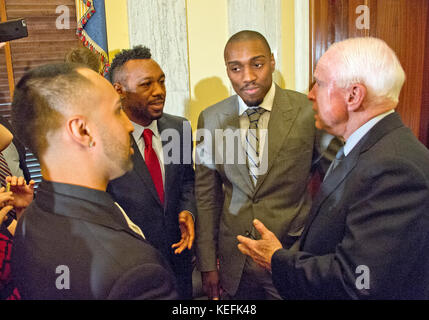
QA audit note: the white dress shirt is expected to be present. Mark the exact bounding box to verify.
[131,120,165,187]
[344,109,395,156]
[114,202,146,239]
[238,82,275,163]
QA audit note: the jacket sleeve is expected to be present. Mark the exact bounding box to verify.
[177,120,197,217]
[107,263,179,300]
[194,112,224,272]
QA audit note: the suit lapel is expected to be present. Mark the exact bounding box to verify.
[219,98,254,195]
[157,117,174,206]
[131,135,163,207]
[300,112,405,245]
[254,86,300,193]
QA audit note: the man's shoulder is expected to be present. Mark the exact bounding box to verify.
[275,86,311,106]
[161,112,189,124]
[202,95,237,116]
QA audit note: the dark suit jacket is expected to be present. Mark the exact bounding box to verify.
[272,113,429,299]
[12,180,178,300]
[0,115,31,182]
[107,113,196,297]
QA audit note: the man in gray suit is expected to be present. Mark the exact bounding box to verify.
[194,30,325,299]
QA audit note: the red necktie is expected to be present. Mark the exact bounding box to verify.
[142,129,164,205]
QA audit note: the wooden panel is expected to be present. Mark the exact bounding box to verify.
[420,9,429,146]
[0,0,80,107]
[310,0,429,146]
[372,0,428,137]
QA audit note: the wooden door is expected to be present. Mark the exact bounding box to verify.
[310,0,429,146]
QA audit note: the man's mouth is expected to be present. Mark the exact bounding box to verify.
[149,100,165,108]
[242,86,260,95]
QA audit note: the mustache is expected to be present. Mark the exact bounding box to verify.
[241,83,259,91]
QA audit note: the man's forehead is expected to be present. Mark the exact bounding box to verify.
[225,39,270,60]
[124,59,164,75]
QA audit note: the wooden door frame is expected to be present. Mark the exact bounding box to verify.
[0,0,15,100]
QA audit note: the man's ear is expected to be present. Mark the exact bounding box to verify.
[270,53,276,72]
[113,82,124,96]
[346,84,367,112]
[66,116,94,148]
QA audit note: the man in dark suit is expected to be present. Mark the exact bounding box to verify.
[237,37,429,299]
[11,63,178,299]
[107,46,196,299]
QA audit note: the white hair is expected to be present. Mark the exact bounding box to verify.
[327,37,405,103]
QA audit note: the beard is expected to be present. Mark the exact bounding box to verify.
[101,131,134,179]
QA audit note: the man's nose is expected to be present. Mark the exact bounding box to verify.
[152,81,165,97]
[243,66,256,83]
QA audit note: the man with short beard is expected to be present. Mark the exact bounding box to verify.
[11,63,178,299]
[195,30,328,300]
[107,46,196,299]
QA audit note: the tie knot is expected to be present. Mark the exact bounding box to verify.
[142,129,154,147]
[245,107,266,124]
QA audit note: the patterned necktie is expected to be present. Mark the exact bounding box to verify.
[0,151,11,188]
[142,129,164,205]
[324,146,345,180]
[245,107,267,186]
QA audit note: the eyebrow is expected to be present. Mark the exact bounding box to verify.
[226,55,267,65]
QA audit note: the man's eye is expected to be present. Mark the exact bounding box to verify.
[140,82,151,87]
[230,66,240,72]
[254,63,263,68]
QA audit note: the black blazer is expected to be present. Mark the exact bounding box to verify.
[0,115,31,182]
[12,180,178,300]
[107,114,197,293]
[272,112,429,299]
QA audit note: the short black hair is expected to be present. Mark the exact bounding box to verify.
[108,45,152,83]
[225,30,272,56]
[12,63,93,157]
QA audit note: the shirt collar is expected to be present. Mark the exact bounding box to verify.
[344,109,394,156]
[238,82,275,116]
[131,120,159,141]
[38,179,114,208]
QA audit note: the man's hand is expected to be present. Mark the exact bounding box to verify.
[171,210,195,254]
[237,219,283,271]
[6,176,35,220]
[0,205,13,226]
[201,270,221,300]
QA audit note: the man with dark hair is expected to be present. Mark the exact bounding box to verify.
[194,30,329,299]
[11,63,178,299]
[65,47,102,74]
[107,46,196,299]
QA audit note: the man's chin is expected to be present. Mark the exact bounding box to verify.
[242,98,264,107]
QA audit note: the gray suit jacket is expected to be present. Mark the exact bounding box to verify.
[195,84,319,294]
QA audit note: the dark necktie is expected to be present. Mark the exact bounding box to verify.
[245,107,267,185]
[142,129,164,205]
[0,152,11,188]
[324,146,345,180]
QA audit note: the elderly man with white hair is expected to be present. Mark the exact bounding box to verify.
[237,37,429,299]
